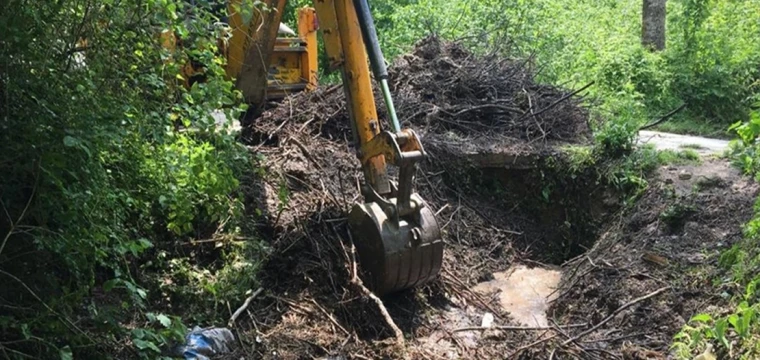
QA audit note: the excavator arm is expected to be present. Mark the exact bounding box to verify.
[311,0,443,295]
[234,0,444,295]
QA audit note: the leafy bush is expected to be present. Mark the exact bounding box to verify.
[0,0,257,357]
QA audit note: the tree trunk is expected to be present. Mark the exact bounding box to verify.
[642,0,667,51]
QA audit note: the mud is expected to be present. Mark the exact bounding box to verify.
[474,266,561,327]
[546,159,758,358]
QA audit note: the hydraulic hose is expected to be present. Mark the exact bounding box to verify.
[352,0,401,133]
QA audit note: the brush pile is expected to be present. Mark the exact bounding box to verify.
[233,36,594,359]
[254,36,591,149]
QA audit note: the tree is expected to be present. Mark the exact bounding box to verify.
[642,0,667,50]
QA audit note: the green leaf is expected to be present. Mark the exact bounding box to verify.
[138,238,153,249]
[738,306,755,338]
[63,136,78,147]
[133,339,160,353]
[131,328,145,339]
[59,345,73,360]
[727,313,738,328]
[690,313,713,323]
[714,318,730,350]
[103,279,120,292]
[156,314,171,328]
[21,323,31,339]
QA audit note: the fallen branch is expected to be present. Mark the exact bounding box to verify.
[228,287,264,327]
[639,103,687,130]
[352,264,405,346]
[289,137,323,170]
[453,323,587,333]
[516,81,595,122]
[343,231,405,346]
[505,333,559,358]
[561,286,671,346]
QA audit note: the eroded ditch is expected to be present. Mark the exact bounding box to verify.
[237,131,629,358]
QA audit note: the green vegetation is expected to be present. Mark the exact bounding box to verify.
[364,0,758,136]
[1,1,262,358]
[680,143,707,150]
[658,148,702,165]
[672,107,760,358]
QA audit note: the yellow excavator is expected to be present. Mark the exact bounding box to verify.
[184,0,444,296]
[163,3,320,103]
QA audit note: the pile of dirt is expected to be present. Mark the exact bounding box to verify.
[231,36,597,359]
[388,37,590,143]
[546,159,759,358]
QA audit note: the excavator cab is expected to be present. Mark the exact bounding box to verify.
[167,2,319,100]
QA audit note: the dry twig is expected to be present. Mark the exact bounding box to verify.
[561,286,671,346]
[453,323,587,333]
[228,287,264,327]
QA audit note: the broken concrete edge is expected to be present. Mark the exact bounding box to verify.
[462,144,592,170]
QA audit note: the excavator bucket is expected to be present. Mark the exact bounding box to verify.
[349,197,444,295]
[346,130,445,295]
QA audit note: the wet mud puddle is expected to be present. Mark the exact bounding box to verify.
[473,265,561,327]
[418,265,561,356]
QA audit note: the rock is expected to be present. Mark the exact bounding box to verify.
[692,344,716,360]
[678,170,692,180]
[481,312,494,328]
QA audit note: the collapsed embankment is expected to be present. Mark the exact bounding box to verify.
[226,36,755,359]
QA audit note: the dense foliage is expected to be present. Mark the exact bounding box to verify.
[0,0,258,358]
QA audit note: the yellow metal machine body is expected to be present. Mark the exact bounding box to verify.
[223,2,319,101]
[175,2,319,101]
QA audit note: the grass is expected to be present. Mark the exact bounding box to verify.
[680,143,706,150]
[658,149,702,165]
[635,143,702,167]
